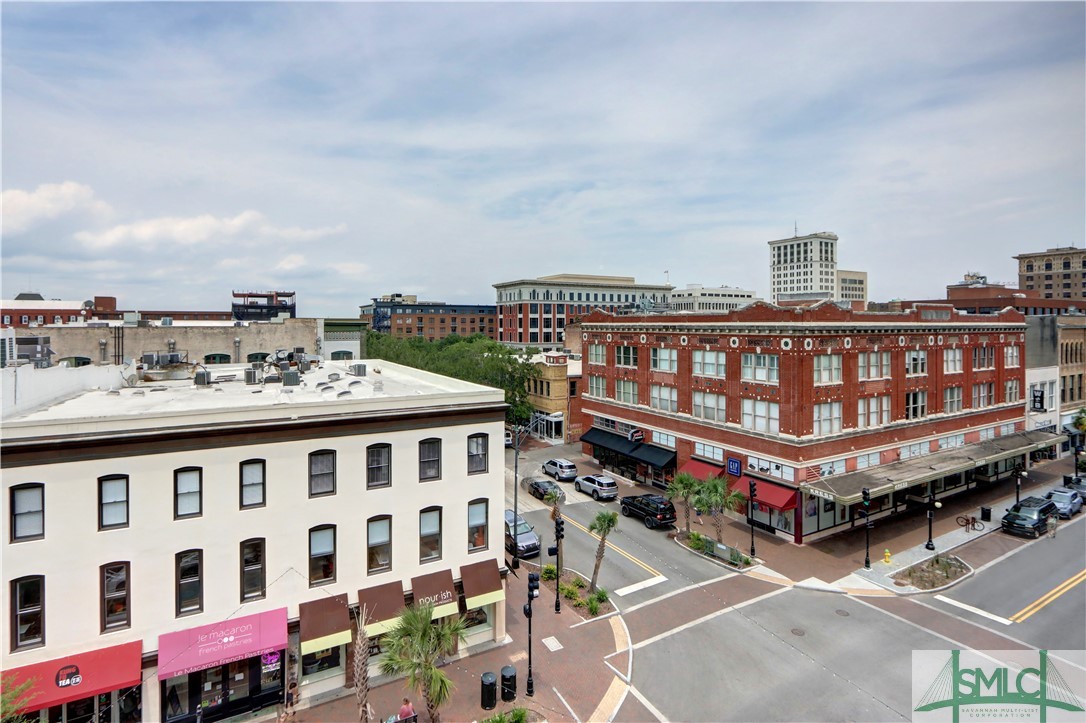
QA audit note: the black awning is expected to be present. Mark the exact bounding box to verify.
[580,427,639,456]
[629,444,676,469]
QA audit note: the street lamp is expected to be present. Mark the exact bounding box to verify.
[861,487,872,570]
[1017,464,1028,505]
[748,478,758,558]
[924,495,943,551]
[510,418,543,569]
[524,572,539,697]
[553,516,564,614]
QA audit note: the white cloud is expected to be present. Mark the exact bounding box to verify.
[275,254,306,271]
[1,181,112,234]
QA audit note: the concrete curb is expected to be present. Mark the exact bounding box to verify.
[668,533,765,575]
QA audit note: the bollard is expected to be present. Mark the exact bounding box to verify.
[501,665,517,702]
[480,671,497,710]
[883,549,891,564]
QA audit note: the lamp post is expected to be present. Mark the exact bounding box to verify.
[924,494,943,551]
[511,417,544,570]
[748,478,757,558]
[861,487,871,570]
[1017,464,1027,505]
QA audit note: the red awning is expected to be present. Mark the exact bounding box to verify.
[733,476,798,512]
[677,459,727,482]
[4,640,142,713]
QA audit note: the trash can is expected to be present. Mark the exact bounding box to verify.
[1064,474,1073,486]
[501,665,517,702]
[980,506,991,522]
[480,672,497,710]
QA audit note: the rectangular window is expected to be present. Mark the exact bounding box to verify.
[11,485,44,541]
[653,431,676,448]
[616,346,638,367]
[943,348,963,373]
[467,434,488,474]
[905,350,927,375]
[588,344,606,365]
[650,347,677,372]
[174,468,202,519]
[692,350,725,378]
[239,539,266,601]
[11,576,44,649]
[905,390,928,419]
[650,384,677,412]
[1004,346,1020,368]
[240,460,265,509]
[368,517,392,573]
[1005,379,1021,403]
[857,396,891,428]
[692,391,723,421]
[99,476,128,529]
[856,452,880,469]
[588,375,606,397]
[694,442,725,462]
[939,434,965,450]
[419,439,441,481]
[615,379,638,404]
[741,353,779,383]
[972,346,996,370]
[900,442,929,460]
[812,354,842,384]
[972,382,995,408]
[100,563,130,631]
[858,351,891,379]
[176,550,203,615]
[741,398,780,433]
[309,527,336,585]
[813,402,842,436]
[420,508,442,562]
[309,451,336,497]
[367,444,392,488]
[468,499,488,552]
[944,386,963,413]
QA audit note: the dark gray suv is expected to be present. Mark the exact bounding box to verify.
[1000,497,1058,538]
[620,494,677,529]
[504,509,540,558]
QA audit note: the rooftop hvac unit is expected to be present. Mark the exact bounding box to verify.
[165,353,182,365]
[195,370,212,386]
[245,368,261,385]
[328,372,341,382]
[351,363,367,377]
[336,390,353,398]
[265,374,282,384]
[294,346,305,354]
[279,361,290,372]
[283,370,300,386]
[252,361,263,370]
[142,353,158,366]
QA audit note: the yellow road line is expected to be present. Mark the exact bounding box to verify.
[564,516,661,577]
[1009,568,1086,623]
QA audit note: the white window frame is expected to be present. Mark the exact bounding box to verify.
[972,346,995,370]
[692,350,725,378]
[694,441,724,462]
[615,379,638,404]
[650,347,677,372]
[943,348,963,373]
[905,350,927,375]
[858,351,891,380]
[588,344,606,365]
[1004,346,1020,368]
[944,386,963,414]
[588,375,606,398]
[741,398,780,433]
[905,390,927,419]
[650,384,677,412]
[972,382,995,408]
[857,396,890,428]
[616,346,638,368]
[653,431,676,448]
[692,391,724,421]
[813,401,842,436]
[812,354,842,385]
[1005,379,1020,403]
[741,353,779,383]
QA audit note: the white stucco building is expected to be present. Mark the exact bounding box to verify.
[769,231,868,305]
[2,360,507,723]
[667,284,759,312]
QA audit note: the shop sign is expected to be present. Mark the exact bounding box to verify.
[417,588,454,607]
[806,487,834,501]
[55,664,82,689]
[727,457,742,477]
[627,429,644,443]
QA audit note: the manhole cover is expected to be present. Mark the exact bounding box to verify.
[835,609,850,617]
[791,628,805,636]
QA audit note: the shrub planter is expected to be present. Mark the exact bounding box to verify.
[891,554,970,591]
[676,530,757,570]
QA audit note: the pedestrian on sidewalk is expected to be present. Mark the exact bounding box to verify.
[398,698,416,722]
[283,681,297,718]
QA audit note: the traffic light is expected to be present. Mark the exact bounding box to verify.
[862,487,871,507]
[547,544,558,557]
[523,602,532,619]
[527,572,540,600]
[554,518,565,541]
[748,479,757,499]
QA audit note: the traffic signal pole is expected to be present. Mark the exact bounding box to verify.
[862,487,871,570]
[748,478,757,558]
[524,572,539,696]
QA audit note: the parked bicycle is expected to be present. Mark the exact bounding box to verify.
[956,514,984,532]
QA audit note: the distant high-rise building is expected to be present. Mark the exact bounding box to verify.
[768,231,867,305]
[1014,246,1086,301]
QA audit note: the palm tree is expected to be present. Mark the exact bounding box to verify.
[665,471,701,534]
[588,510,619,593]
[378,601,467,723]
[693,476,747,544]
[545,487,565,576]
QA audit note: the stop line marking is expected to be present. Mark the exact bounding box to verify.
[615,575,668,597]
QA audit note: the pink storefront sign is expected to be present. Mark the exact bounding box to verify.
[157,607,288,679]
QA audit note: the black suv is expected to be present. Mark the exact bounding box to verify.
[620,494,677,529]
[1001,496,1058,538]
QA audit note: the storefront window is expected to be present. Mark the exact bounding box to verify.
[199,667,225,710]
[463,605,491,632]
[302,645,342,676]
[118,685,142,722]
[260,650,284,692]
[164,676,191,720]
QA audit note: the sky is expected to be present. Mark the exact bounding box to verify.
[2,2,1084,318]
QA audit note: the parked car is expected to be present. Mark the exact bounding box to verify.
[543,458,578,481]
[1044,487,1083,518]
[620,493,677,529]
[527,477,566,503]
[504,509,540,558]
[1000,497,1059,538]
[1064,475,1086,498]
[575,474,619,501]
[504,429,514,448]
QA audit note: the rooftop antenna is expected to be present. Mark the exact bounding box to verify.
[665,270,670,284]
[794,220,798,237]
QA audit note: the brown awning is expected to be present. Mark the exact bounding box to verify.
[299,593,351,655]
[411,569,459,618]
[460,558,505,609]
[357,581,406,637]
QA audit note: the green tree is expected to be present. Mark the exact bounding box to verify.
[665,471,701,534]
[378,601,467,723]
[1,673,37,723]
[588,510,619,593]
[692,476,747,544]
[545,488,565,577]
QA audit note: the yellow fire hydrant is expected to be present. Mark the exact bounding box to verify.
[884,549,892,564]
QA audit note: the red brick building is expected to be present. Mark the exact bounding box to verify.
[577,301,1063,544]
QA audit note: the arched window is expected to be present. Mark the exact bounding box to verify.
[176,550,203,615]
[240,538,266,601]
[309,525,336,585]
[419,438,441,481]
[367,444,391,489]
[419,507,442,562]
[309,450,336,497]
[468,498,488,552]
[367,516,392,573]
[467,434,488,474]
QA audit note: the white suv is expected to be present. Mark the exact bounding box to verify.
[543,458,578,481]
[575,474,619,501]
